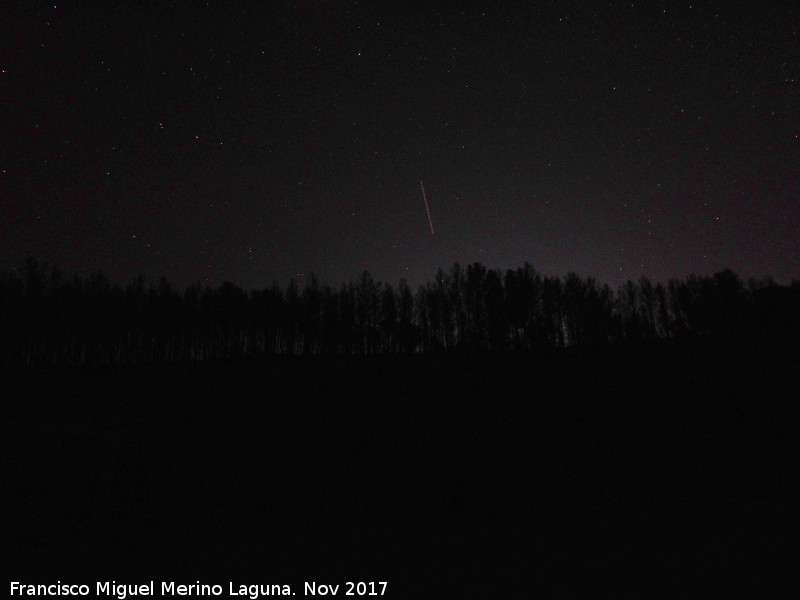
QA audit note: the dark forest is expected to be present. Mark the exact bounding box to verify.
[3,258,798,365]
[6,260,799,593]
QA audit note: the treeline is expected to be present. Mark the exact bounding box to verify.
[1,258,797,365]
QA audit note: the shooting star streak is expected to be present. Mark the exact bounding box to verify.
[420,180,435,235]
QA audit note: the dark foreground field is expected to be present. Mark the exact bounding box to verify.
[5,338,799,595]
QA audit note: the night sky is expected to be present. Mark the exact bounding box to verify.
[2,2,798,291]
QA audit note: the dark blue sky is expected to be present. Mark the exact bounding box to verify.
[2,2,798,291]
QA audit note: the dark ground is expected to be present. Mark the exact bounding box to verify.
[4,337,798,595]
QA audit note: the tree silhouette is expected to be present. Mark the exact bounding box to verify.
[0,258,794,365]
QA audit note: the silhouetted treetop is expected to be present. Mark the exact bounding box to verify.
[1,258,796,365]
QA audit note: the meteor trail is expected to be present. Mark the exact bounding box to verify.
[420,180,435,235]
